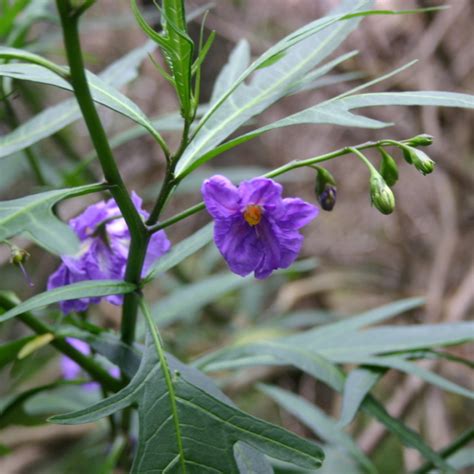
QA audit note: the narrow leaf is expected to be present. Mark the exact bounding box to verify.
[339,367,385,427]
[176,0,374,177]
[0,280,136,323]
[143,223,213,283]
[0,182,106,255]
[0,41,156,159]
[260,384,376,474]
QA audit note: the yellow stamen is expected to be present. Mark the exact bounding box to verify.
[244,204,262,226]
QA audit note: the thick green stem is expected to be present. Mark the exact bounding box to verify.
[55,0,149,350]
[0,294,122,392]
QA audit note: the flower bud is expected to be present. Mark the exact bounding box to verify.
[410,148,436,175]
[315,167,337,211]
[370,172,395,215]
[407,134,433,147]
[378,148,398,187]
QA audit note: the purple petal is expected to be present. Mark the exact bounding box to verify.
[142,230,171,275]
[202,175,240,219]
[214,217,262,276]
[61,338,91,380]
[274,229,304,269]
[254,218,282,279]
[239,178,282,208]
[277,198,319,230]
[47,263,92,314]
[69,201,108,240]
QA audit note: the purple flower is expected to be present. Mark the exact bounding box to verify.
[61,338,120,390]
[202,176,318,279]
[48,192,170,314]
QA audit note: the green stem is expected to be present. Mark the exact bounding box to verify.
[55,1,150,350]
[147,138,393,234]
[147,202,205,234]
[0,294,122,392]
[138,297,186,473]
[347,146,377,174]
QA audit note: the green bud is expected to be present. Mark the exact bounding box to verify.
[378,148,398,187]
[410,148,436,175]
[370,172,395,215]
[407,134,433,147]
[314,167,337,211]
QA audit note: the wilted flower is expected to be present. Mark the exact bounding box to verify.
[202,175,318,279]
[48,193,170,314]
[61,337,119,390]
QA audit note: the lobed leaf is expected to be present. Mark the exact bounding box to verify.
[51,333,324,473]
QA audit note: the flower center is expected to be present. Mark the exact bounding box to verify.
[243,204,262,226]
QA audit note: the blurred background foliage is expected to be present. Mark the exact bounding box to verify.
[0,0,472,472]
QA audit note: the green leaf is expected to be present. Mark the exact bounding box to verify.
[209,39,251,106]
[0,41,156,159]
[161,0,194,116]
[0,280,136,323]
[305,322,474,361]
[266,91,474,132]
[149,259,315,326]
[175,0,374,177]
[0,0,29,38]
[0,182,106,255]
[143,222,213,283]
[348,356,474,399]
[234,443,274,474]
[0,381,76,429]
[260,384,376,474]
[287,50,360,95]
[131,0,194,118]
[0,61,161,140]
[338,367,385,427]
[151,271,253,327]
[51,333,324,472]
[362,397,456,474]
[199,299,468,472]
[0,45,67,78]
[0,335,36,370]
